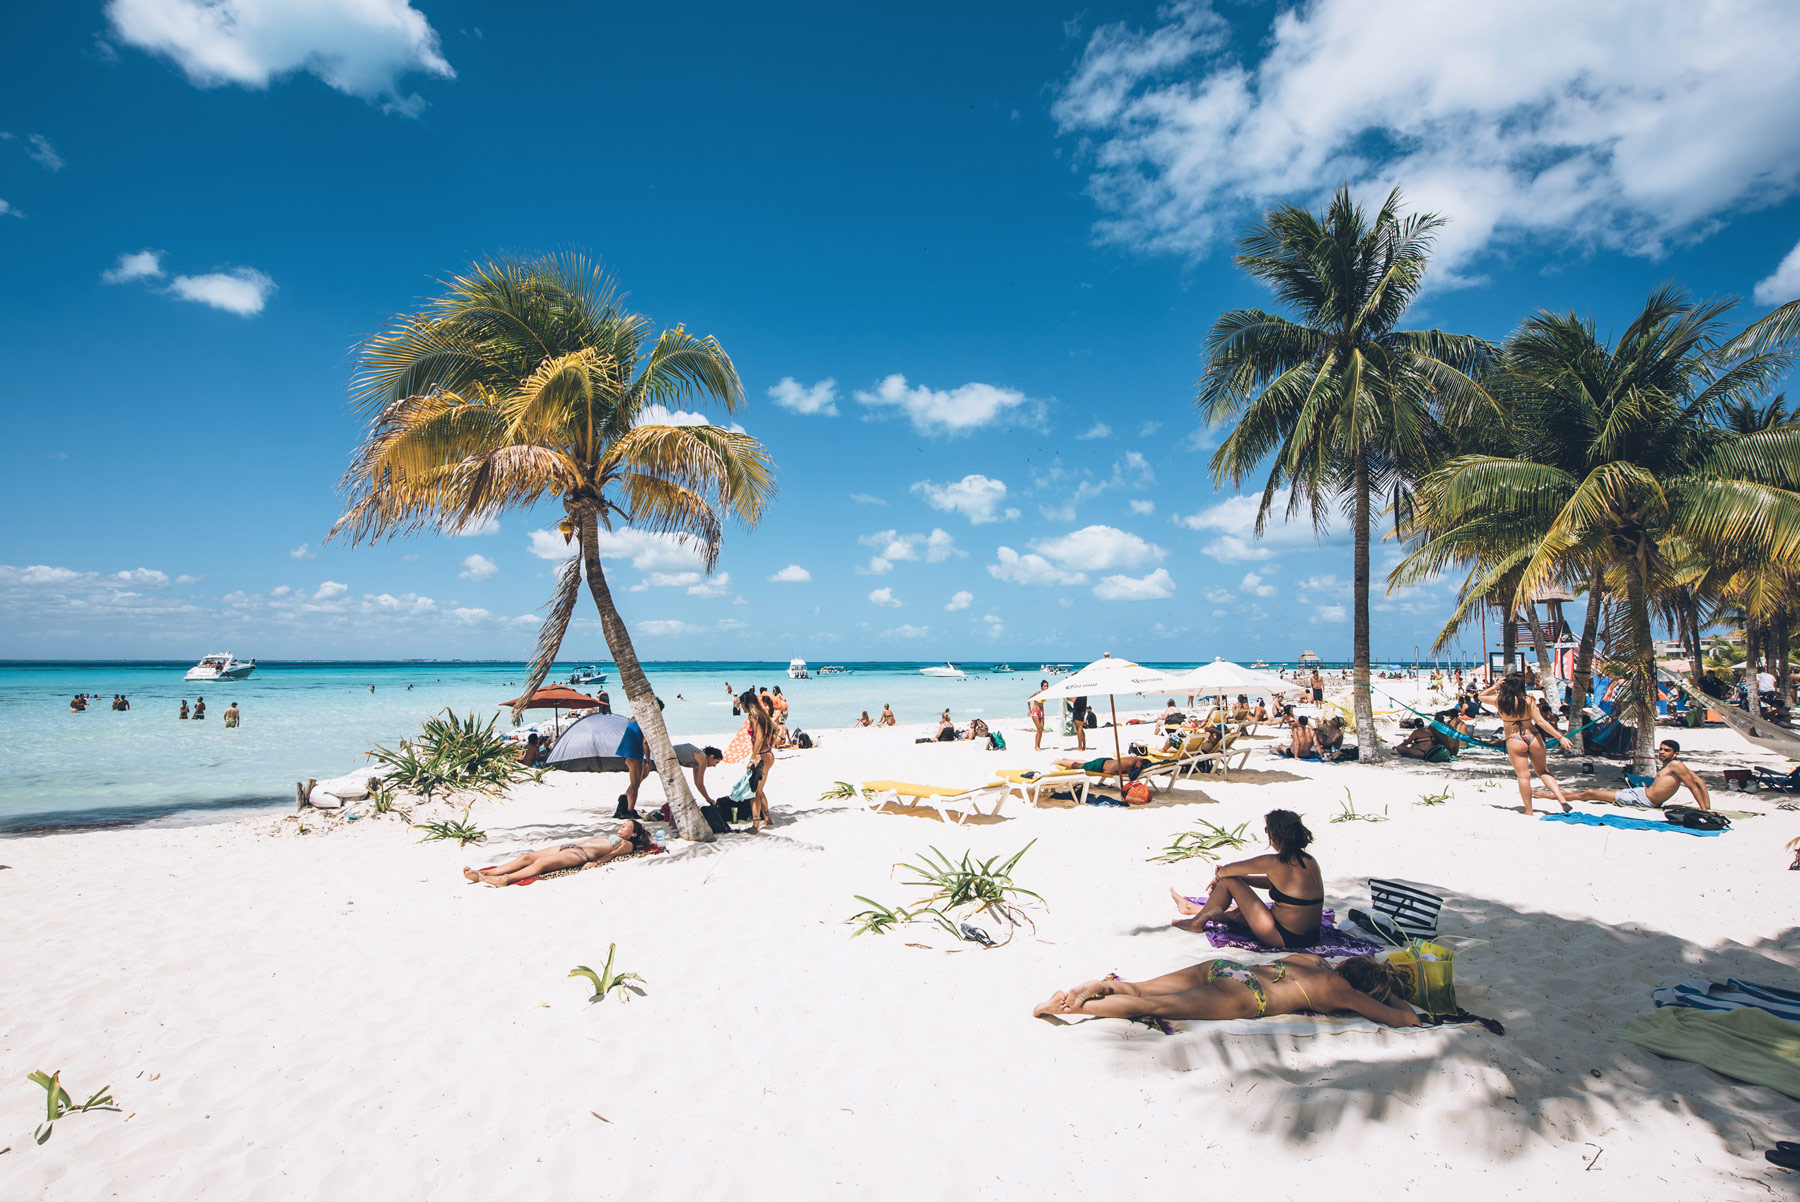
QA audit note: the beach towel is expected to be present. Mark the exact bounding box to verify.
[1614,1005,1800,1098]
[1183,899,1382,957]
[1653,978,1800,1024]
[1538,811,1723,837]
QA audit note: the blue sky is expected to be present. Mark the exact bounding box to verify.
[4,0,1800,662]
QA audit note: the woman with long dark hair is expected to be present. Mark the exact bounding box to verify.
[1170,809,1323,948]
[737,688,775,833]
[462,820,653,886]
[1033,953,1419,1026]
[1480,673,1574,816]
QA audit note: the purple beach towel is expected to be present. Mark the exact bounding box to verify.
[1183,897,1382,958]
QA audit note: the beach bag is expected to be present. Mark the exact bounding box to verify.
[987,731,1006,751]
[1387,940,1460,1016]
[698,803,733,834]
[1664,805,1729,831]
[1349,879,1444,947]
[1123,781,1152,805]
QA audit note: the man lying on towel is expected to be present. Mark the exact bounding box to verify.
[1538,739,1712,811]
[1055,754,1151,780]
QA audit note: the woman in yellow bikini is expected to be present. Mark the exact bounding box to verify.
[1033,953,1419,1026]
[1481,673,1575,816]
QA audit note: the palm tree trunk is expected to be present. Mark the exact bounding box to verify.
[1746,619,1763,725]
[1524,601,1557,710]
[1572,564,1603,710]
[1501,605,1517,675]
[578,515,714,843]
[1779,610,1792,717]
[1622,549,1659,774]
[1351,455,1380,761]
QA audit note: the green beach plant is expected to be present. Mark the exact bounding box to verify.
[1418,787,1453,807]
[412,809,486,846]
[27,1071,116,1145]
[894,840,1044,940]
[1148,819,1252,863]
[844,897,912,937]
[367,710,531,801]
[819,781,870,802]
[1331,788,1389,824]
[570,944,645,1003]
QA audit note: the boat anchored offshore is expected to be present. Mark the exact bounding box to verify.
[185,653,256,682]
[568,666,608,685]
[817,665,851,675]
[788,658,811,680]
[920,662,965,678]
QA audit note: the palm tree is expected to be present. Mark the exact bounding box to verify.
[1397,288,1800,769]
[331,255,775,841]
[1197,186,1492,759]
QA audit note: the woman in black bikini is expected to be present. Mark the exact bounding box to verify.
[1170,809,1324,948]
[462,821,652,886]
[1480,673,1574,816]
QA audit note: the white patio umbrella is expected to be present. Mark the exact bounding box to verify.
[1163,659,1291,700]
[1030,654,1177,793]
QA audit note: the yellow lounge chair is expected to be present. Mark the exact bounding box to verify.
[860,778,1008,824]
[995,766,1091,806]
[1180,732,1251,781]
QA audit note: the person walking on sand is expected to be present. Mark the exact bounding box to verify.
[1481,673,1575,816]
[1544,739,1712,811]
[222,701,240,728]
[1071,695,1089,751]
[1309,669,1324,704]
[1028,681,1048,751]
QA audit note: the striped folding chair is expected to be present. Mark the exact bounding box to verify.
[1348,879,1445,947]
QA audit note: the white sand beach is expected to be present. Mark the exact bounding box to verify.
[3,710,1798,1200]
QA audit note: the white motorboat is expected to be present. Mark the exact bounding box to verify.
[919,662,965,678]
[788,658,811,680]
[185,653,256,682]
[991,663,1013,673]
[568,666,608,685]
[817,665,851,675]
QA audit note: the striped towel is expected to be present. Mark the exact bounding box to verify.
[1652,978,1800,1024]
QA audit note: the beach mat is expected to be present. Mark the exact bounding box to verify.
[1653,978,1800,1024]
[1184,898,1383,958]
[1539,811,1722,836]
[1615,1005,1800,1098]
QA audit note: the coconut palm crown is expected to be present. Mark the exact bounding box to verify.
[1197,186,1492,760]
[331,254,776,841]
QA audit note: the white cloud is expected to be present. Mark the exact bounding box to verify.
[450,606,491,623]
[1030,524,1165,572]
[1139,421,1162,437]
[169,267,276,316]
[106,0,453,115]
[768,564,812,583]
[0,200,19,219]
[1754,235,1800,306]
[853,374,1044,436]
[635,403,743,433]
[1241,571,1277,598]
[868,587,902,608]
[289,543,318,561]
[883,623,931,639]
[687,572,731,599]
[1129,499,1155,515]
[639,618,701,636]
[1296,574,1349,603]
[850,492,887,506]
[767,376,838,416]
[856,557,894,576]
[102,249,165,283]
[1174,492,1341,562]
[314,580,347,599]
[856,528,964,573]
[115,568,170,587]
[1076,421,1114,440]
[1094,567,1176,601]
[1203,586,1234,604]
[1054,0,1800,281]
[365,592,435,615]
[945,590,973,611]
[441,513,499,536]
[528,527,705,575]
[25,134,63,171]
[1030,451,1155,521]
[631,572,702,591]
[459,553,497,582]
[980,612,1004,639]
[910,474,1019,524]
[988,547,1089,587]
[175,574,202,585]
[1313,604,1349,624]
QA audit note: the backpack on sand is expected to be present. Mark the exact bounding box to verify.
[1663,804,1729,831]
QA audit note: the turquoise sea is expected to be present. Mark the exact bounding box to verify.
[0,658,1395,833]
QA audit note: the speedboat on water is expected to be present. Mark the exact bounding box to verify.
[788,658,811,679]
[920,662,965,678]
[991,663,1013,673]
[817,665,851,675]
[568,666,608,685]
[185,653,256,681]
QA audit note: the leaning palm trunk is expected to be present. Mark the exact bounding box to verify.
[1351,459,1381,761]
[1572,566,1604,711]
[1524,602,1557,709]
[1622,553,1660,774]
[577,513,709,842]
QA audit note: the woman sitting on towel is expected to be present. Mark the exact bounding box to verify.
[1033,953,1419,1026]
[1169,809,1324,948]
[462,820,653,887]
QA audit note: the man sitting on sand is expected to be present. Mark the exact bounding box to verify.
[1541,739,1712,811]
[1273,715,1318,759]
[463,820,654,887]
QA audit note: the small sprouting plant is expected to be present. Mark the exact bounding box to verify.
[570,944,645,1003]
[413,808,486,846]
[369,786,398,815]
[1148,819,1251,863]
[845,896,912,936]
[1331,788,1389,824]
[27,1071,117,1145]
[1418,787,1453,807]
[895,840,1044,939]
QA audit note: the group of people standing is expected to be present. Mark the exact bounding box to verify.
[70,693,131,712]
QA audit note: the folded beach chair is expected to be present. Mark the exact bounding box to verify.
[995,766,1091,806]
[860,778,1007,824]
[1754,766,1800,793]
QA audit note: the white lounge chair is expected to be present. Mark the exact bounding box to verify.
[995,766,1091,806]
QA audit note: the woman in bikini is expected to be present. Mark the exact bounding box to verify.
[1028,681,1048,750]
[1033,953,1419,1026]
[1480,673,1574,816]
[462,820,652,886]
[1169,810,1324,948]
[737,688,775,833]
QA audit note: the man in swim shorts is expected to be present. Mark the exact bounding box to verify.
[1540,740,1712,811]
[1054,755,1151,780]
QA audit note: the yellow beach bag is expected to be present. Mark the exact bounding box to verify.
[1387,940,1461,1016]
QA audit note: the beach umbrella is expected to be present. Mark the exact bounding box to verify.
[500,684,600,727]
[1031,655,1177,795]
[545,712,633,773]
[1162,659,1291,700]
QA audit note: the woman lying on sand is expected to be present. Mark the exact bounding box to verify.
[462,820,653,887]
[1170,809,1323,947]
[1033,953,1419,1026]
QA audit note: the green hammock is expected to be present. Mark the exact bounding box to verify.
[1370,686,1605,753]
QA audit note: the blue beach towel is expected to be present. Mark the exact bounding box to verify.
[1538,811,1722,837]
[1653,979,1800,1024]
